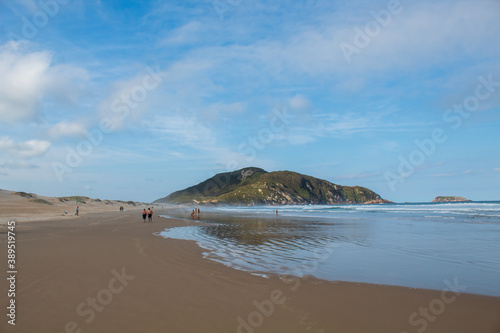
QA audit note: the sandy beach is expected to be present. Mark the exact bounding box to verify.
[0,197,499,333]
[0,189,151,224]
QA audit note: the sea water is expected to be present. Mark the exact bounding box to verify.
[158,202,500,296]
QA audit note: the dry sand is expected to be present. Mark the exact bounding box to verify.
[0,193,499,333]
[0,189,153,223]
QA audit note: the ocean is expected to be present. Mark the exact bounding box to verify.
[157,202,500,296]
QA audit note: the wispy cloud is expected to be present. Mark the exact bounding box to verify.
[97,66,168,130]
[153,114,217,149]
[190,1,498,81]
[0,136,51,158]
[336,171,382,181]
[160,21,202,46]
[432,169,485,178]
[47,121,88,140]
[415,162,444,171]
[1,160,40,169]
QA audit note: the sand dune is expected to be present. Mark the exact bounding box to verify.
[0,189,160,224]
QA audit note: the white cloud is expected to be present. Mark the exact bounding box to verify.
[176,1,500,84]
[0,41,89,123]
[152,114,270,169]
[47,121,87,139]
[0,136,51,158]
[432,172,458,178]
[494,168,500,173]
[1,160,39,169]
[288,94,311,109]
[154,115,216,149]
[334,0,500,73]
[200,102,246,122]
[284,134,316,145]
[161,21,202,46]
[320,113,372,136]
[97,66,168,130]
[432,169,484,178]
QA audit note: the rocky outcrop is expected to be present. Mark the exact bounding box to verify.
[14,191,36,198]
[363,199,394,205]
[432,196,471,203]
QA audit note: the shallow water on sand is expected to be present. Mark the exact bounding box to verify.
[158,202,500,296]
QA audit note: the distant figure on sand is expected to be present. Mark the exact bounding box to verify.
[142,209,147,222]
[120,206,124,212]
[276,209,278,215]
[191,209,196,220]
[75,206,79,216]
[148,208,153,222]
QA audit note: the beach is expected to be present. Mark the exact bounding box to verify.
[1,205,499,333]
[0,189,133,223]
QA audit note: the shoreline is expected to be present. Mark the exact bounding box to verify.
[157,208,500,298]
[1,209,499,332]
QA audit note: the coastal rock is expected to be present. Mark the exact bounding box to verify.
[363,199,394,205]
[14,191,35,198]
[432,196,471,203]
[155,167,390,206]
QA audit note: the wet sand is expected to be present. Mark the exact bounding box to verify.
[0,208,499,332]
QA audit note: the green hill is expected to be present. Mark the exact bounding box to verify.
[155,167,390,206]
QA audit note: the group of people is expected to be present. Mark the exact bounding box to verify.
[191,208,200,220]
[142,207,154,222]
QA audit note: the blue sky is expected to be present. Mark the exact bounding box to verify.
[0,0,499,202]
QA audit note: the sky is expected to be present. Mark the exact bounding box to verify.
[0,0,499,203]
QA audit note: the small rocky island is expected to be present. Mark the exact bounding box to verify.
[432,196,471,203]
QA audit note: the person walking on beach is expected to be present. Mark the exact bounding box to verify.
[148,208,153,222]
[142,208,147,222]
[75,206,79,216]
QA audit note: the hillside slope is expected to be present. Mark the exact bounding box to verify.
[155,167,390,205]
